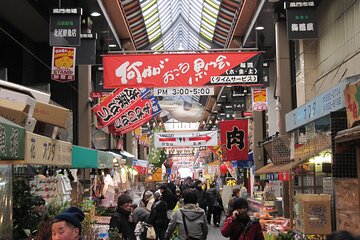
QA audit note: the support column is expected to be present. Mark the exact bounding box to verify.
[275,20,292,136]
[253,110,264,170]
[77,65,92,148]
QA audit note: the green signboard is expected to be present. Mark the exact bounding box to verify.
[0,117,25,160]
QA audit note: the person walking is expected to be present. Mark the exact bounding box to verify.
[212,189,224,227]
[205,183,217,225]
[109,194,136,240]
[221,198,264,240]
[194,180,206,211]
[164,190,208,240]
[148,192,168,240]
[159,183,178,220]
[52,207,85,240]
[133,192,151,240]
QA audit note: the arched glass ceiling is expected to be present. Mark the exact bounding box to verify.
[139,0,221,50]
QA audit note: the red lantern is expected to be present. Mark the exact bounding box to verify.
[220,164,228,175]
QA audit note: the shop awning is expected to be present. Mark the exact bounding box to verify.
[335,125,360,152]
[71,146,98,169]
[0,117,25,162]
[255,162,293,175]
[72,147,124,169]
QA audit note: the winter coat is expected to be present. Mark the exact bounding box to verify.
[109,207,136,240]
[205,188,217,211]
[161,189,178,210]
[195,188,206,210]
[165,203,208,240]
[148,199,168,229]
[132,206,150,224]
[221,216,264,240]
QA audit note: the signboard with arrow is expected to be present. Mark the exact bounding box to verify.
[154,131,218,148]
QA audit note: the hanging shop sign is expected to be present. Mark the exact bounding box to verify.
[92,88,150,128]
[344,80,360,127]
[25,132,72,166]
[71,145,98,168]
[108,96,161,135]
[226,177,237,186]
[153,87,214,96]
[285,1,317,40]
[285,76,359,132]
[154,131,218,148]
[232,96,246,112]
[134,159,148,174]
[103,52,263,88]
[220,119,248,161]
[165,148,195,155]
[49,8,82,46]
[51,47,76,82]
[76,33,97,65]
[0,117,25,161]
[252,88,267,111]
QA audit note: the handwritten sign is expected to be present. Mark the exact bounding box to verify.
[25,132,72,166]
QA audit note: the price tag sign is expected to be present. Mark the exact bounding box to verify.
[25,132,72,166]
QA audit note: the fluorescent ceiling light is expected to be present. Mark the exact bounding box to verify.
[255,26,264,30]
[109,44,117,47]
[90,12,101,17]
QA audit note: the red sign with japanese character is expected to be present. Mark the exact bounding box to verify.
[220,120,248,161]
[103,52,263,88]
[108,96,161,135]
[92,88,148,128]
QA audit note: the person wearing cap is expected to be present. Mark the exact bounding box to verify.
[52,207,85,240]
[221,198,264,240]
[110,194,136,240]
[164,190,208,240]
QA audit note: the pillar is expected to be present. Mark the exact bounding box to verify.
[275,20,292,136]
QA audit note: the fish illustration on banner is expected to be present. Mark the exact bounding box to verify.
[92,88,150,127]
[109,96,161,135]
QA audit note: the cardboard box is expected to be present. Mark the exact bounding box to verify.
[0,87,37,117]
[33,101,71,128]
[294,194,332,235]
[0,98,30,126]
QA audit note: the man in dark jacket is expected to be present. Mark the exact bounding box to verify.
[148,192,168,240]
[194,180,206,211]
[221,198,264,240]
[109,194,136,240]
[205,183,217,224]
[159,184,178,211]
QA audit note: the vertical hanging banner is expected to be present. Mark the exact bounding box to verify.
[92,88,150,128]
[220,120,248,161]
[51,47,76,82]
[49,8,82,46]
[252,88,267,111]
[103,52,263,88]
[108,96,161,135]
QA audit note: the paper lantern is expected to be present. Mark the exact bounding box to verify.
[220,164,228,175]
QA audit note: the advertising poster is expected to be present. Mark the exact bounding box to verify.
[51,47,76,82]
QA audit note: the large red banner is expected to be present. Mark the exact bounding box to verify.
[220,120,248,161]
[103,52,262,88]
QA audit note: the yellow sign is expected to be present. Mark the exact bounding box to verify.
[226,177,236,186]
[25,132,72,166]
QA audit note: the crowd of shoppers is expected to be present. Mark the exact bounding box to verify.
[50,177,360,240]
